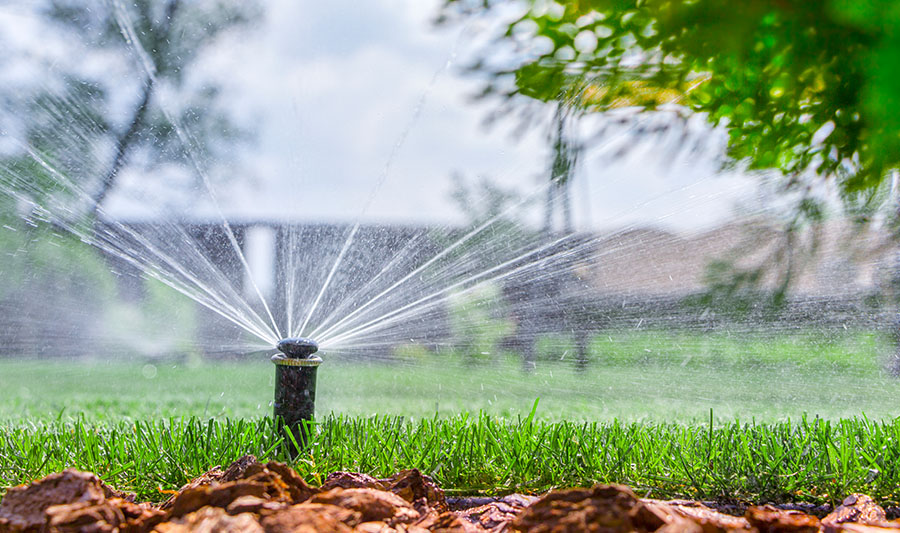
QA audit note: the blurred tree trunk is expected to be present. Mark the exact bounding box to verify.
[90,0,181,215]
[543,103,576,237]
[522,102,581,372]
[92,76,154,211]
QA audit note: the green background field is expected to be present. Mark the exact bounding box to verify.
[2,330,897,423]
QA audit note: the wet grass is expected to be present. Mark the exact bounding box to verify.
[0,329,897,422]
[3,412,900,506]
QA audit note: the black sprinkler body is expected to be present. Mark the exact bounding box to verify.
[272,337,321,456]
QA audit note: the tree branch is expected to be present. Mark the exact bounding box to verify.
[90,0,181,215]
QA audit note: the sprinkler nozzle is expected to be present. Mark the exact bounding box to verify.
[277,337,319,359]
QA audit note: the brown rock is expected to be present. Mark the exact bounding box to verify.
[822,494,887,528]
[381,470,448,513]
[165,481,269,518]
[158,466,226,511]
[403,525,434,533]
[225,495,287,515]
[235,463,296,503]
[416,511,479,533]
[355,521,394,532]
[263,461,316,503]
[745,505,820,533]
[312,488,420,524]
[0,470,108,532]
[160,457,317,518]
[46,498,164,533]
[509,484,700,533]
[452,494,536,533]
[642,500,704,533]
[656,521,705,533]
[496,494,538,509]
[322,472,385,491]
[154,506,263,533]
[158,455,265,511]
[659,500,752,532]
[355,522,433,533]
[317,469,448,516]
[220,455,263,482]
[195,459,316,505]
[837,524,900,532]
[260,503,360,533]
[457,500,526,532]
[45,501,122,533]
[100,484,138,503]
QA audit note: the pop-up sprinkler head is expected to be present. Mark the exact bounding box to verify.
[276,337,319,359]
[272,337,322,457]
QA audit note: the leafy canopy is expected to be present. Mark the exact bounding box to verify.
[442,0,900,196]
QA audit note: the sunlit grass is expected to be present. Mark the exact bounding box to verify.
[3,412,900,505]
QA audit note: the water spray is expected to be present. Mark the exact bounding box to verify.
[272,337,321,456]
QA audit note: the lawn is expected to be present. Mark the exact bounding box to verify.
[1,330,897,422]
[4,413,900,505]
[3,329,900,504]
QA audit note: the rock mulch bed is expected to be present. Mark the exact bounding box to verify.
[2,456,900,532]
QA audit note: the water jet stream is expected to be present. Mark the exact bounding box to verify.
[320,232,580,348]
[289,33,461,339]
[113,0,283,341]
[309,88,704,345]
[3,143,280,345]
[295,223,360,337]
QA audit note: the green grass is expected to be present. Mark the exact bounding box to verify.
[1,330,898,422]
[4,412,900,506]
[3,329,900,503]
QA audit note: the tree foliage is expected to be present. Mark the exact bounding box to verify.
[441,0,900,197]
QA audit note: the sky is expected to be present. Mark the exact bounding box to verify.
[0,0,760,235]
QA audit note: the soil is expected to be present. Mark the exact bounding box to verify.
[2,457,899,532]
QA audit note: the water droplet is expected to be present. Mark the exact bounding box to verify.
[141,364,157,379]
